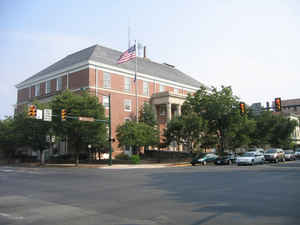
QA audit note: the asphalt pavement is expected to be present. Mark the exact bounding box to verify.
[1,161,300,225]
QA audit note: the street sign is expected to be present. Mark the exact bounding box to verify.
[44,109,52,121]
[78,117,95,122]
[36,109,43,120]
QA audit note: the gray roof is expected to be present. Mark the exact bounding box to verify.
[17,44,204,88]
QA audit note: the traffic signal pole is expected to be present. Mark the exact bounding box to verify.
[108,94,112,166]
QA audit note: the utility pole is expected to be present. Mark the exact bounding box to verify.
[108,94,112,166]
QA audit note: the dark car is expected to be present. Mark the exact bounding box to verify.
[214,154,236,165]
[191,153,218,166]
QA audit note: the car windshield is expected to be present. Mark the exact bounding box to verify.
[241,153,254,157]
[265,149,276,153]
[285,151,293,154]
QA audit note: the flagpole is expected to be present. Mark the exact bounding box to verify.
[135,40,138,122]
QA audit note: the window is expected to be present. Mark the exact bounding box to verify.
[124,99,132,112]
[143,81,149,96]
[46,80,51,94]
[159,84,165,92]
[103,72,111,88]
[124,77,131,92]
[124,117,131,122]
[56,77,62,91]
[174,88,179,95]
[160,105,166,116]
[35,84,40,96]
[103,96,109,108]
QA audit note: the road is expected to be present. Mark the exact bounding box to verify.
[1,161,300,225]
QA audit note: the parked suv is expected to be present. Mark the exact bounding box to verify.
[264,148,285,163]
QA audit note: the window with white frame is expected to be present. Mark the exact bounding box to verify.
[159,84,165,92]
[124,117,131,122]
[124,99,132,112]
[35,84,40,96]
[45,80,51,94]
[174,88,179,95]
[103,72,111,88]
[124,77,131,92]
[56,77,62,91]
[103,96,109,108]
[143,81,149,96]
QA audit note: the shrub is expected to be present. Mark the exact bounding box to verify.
[115,153,130,160]
[131,154,140,164]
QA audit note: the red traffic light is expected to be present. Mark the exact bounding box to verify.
[275,98,281,112]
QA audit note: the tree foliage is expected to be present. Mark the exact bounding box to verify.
[139,102,157,127]
[50,90,107,165]
[116,121,159,154]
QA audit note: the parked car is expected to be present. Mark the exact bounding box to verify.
[191,153,218,166]
[284,150,296,161]
[248,148,265,154]
[215,154,236,165]
[264,148,285,163]
[236,152,265,166]
[295,148,300,159]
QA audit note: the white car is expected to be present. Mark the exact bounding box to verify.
[236,152,265,166]
[295,148,300,159]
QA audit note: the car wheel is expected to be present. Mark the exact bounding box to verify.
[202,161,207,166]
[192,163,195,166]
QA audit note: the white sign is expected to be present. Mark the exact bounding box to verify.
[36,109,43,120]
[44,109,52,121]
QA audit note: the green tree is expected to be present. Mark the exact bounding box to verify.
[116,121,159,155]
[0,117,20,162]
[183,86,244,153]
[139,102,157,126]
[164,113,211,152]
[50,90,107,166]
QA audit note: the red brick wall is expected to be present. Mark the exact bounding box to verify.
[69,69,89,90]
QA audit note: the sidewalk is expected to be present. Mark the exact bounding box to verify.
[1,162,190,169]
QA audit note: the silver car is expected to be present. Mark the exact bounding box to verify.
[295,148,300,159]
[236,152,265,166]
[284,150,296,161]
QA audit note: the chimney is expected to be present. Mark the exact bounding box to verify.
[143,46,146,58]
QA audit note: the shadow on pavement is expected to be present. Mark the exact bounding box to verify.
[146,167,300,225]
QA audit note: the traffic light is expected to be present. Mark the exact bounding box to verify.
[28,105,36,118]
[239,102,245,115]
[61,109,67,121]
[275,98,281,112]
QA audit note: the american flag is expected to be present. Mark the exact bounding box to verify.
[117,45,136,64]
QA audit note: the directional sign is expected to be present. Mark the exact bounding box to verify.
[78,117,95,122]
[36,109,43,120]
[44,109,52,121]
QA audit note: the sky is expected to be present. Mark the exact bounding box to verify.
[0,0,300,119]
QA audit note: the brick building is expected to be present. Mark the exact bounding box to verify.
[15,44,204,156]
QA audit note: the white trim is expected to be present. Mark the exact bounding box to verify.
[89,86,151,99]
[16,60,200,92]
[89,61,200,91]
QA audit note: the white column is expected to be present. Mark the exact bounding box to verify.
[178,105,182,116]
